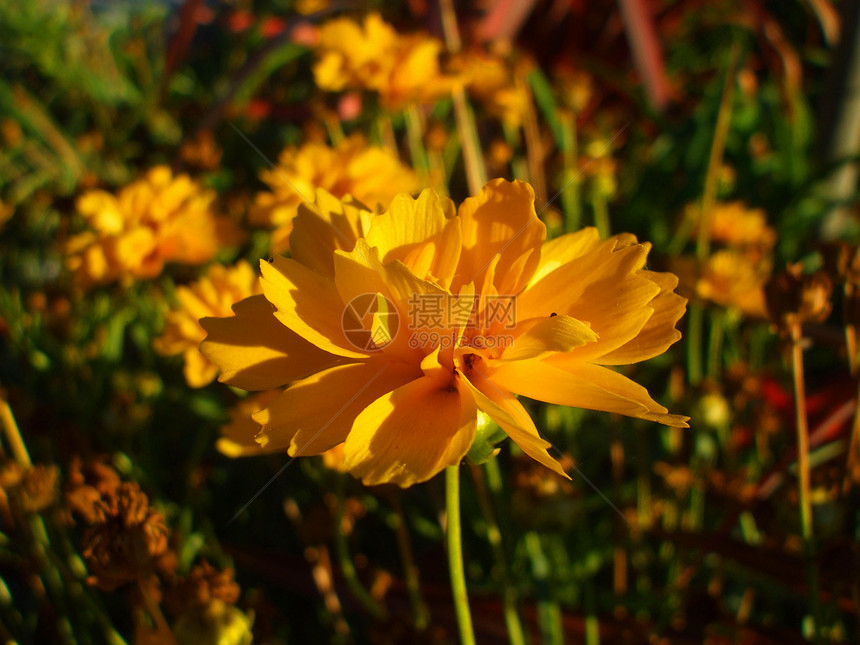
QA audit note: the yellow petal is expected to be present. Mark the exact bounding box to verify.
[598,271,686,365]
[254,359,421,456]
[289,189,367,279]
[459,369,569,478]
[217,390,282,458]
[490,358,689,427]
[528,227,601,285]
[182,346,218,388]
[518,239,661,361]
[365,189,461,286]
[200,295,340,390]
[365,189,453,253]
[453,179,546,296]
[500,314,598,361]
[343,368,476,487]
[260,255,368,359]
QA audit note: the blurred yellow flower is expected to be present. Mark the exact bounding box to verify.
[66,167,241,287]
[202,179,687,487]
[450,50,530,127]
[696,250,770,317]
[153,261,261,388]
[695,201,776,250]
[248,135,418,253]
[313,13,457,110]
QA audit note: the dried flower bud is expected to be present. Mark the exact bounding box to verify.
[181,561,241,609]
[764,264,832,334]
[82,482,169,591]
[65,456,122,524]
[820,242,860,285]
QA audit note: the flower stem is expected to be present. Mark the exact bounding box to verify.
[789,321,823,642]
[559,110,581,232]
[439,0,486,195]
[471,464,526,645]
[405,104,431,184]
[445,464,475,645]
[0,395,32,467]
[334,482,387,620]
[390,492,429,630]
[592,190,610,239]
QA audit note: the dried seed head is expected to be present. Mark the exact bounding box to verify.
[764,263,832,333]
[81,482,169,591]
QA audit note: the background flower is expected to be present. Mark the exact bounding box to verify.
[153,260,261,388]
[65,167,241,287]
[248,135,418,253]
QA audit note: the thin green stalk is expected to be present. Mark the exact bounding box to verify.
[687,303,704,386]
[707,309,726,380]
[405,104,430,182]
[0,397,31,467]
[696,43,740,262]
[687,45,739,388]
[592,191,610,239]
[790,321,823,643]
[390,493,429,630]
[559,110,581,232]
[376,114,397,152]
[439,0,486,195]
[471,465,526,645]
[446,465,475,645]
[525,532,563,645]
[503,123,529,183]
[334,482,386,620]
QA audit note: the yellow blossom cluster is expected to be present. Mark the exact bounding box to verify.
[65,167,240,288]
[248,135,419,253]
[202,180,687,488]
[153,260,261,388]
[313,13,457,110]
[692,201,776,317]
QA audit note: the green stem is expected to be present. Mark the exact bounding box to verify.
[405,104,431,182]
[525,532,563,645]
[334,482,387,620]
[706,309,725,380]
[696,43,740,263]
[471,465,526,645]
[790,322,823,643]
[687,303,704,386]
[446,465,475,645]
[592,190,610,239]
[390,493,429,629]
[560,110,581,232]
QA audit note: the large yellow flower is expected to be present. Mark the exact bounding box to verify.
[201,180,687,487]
[313,13,457,110]
[153,261,261,388]
[66,167,240,287]
[248,135,419,254]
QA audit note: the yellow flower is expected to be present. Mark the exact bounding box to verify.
[201,180,688,487]
[313,13,456,110]
[66,167,241,287]
[248,135,418,253]
[695,250,771,317]
[450,50,531,127]
[153,261,261,388]
[694,201,776,250]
